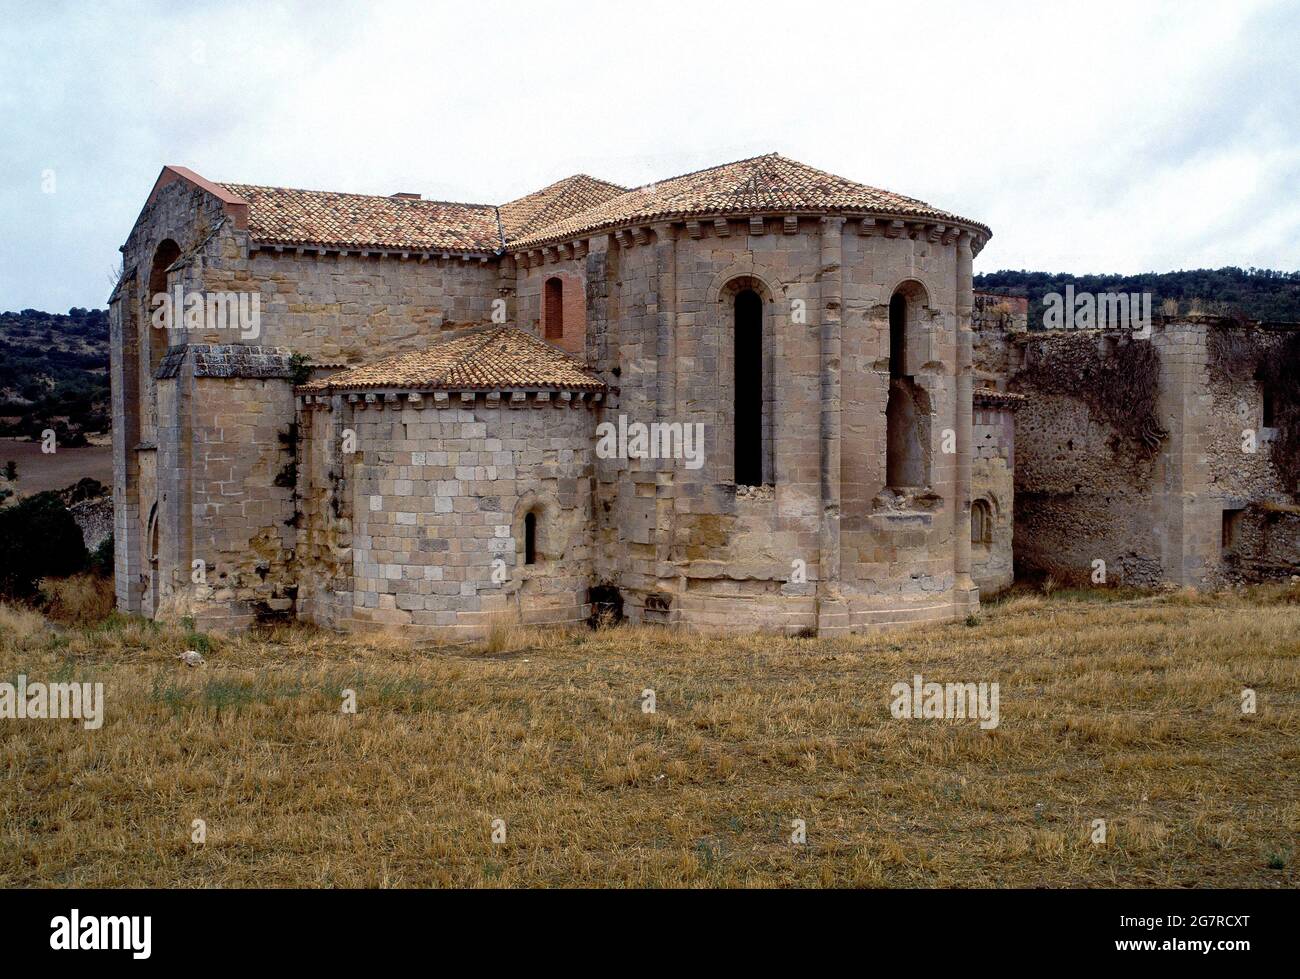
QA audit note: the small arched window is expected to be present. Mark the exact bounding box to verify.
[971,499,992,545]
[544,277,563,340]
[524,511,537,565]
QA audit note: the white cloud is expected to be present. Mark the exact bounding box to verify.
[1,0,1296,309]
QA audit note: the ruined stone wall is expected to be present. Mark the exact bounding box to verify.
[302,395,597,639]
[1000,320,1298,587]
[973,291,1028,332]
[972,319,1022,388]
[1007,331,1163,584]
[971,399,1016,594]
[1202,324,1298,581]
[295,395,353,630]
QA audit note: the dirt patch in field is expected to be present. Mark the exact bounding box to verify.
[0,438,113,494]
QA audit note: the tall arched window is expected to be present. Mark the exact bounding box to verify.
[524,511,537,565]
[148,239,181,371]
[544,277,563,339]
[886,284,927,489]
[734,288,763,486]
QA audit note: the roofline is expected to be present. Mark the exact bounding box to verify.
[146,165,250,230]
[219,181,498,210]
[114,166,251,302]
[123,159,991,263]
[499,173,630,210]
[246,239,500,259]
[297,381,607,395]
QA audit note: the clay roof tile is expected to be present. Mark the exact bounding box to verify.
[298,325,606,394]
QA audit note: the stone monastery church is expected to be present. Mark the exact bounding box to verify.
[109,153,1298,637]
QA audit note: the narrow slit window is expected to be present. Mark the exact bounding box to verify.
[734,288,763,486]
[524,511,537,565]
[971,499,992,545]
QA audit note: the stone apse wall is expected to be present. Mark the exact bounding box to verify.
[515,217,981,636]
[296,392,598,638]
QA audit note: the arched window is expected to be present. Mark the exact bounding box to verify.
[734,288,763,486]
[544,277,563,339]
[886,284,927,489]
[524,511,537,565]
[971,499,992,545]
[148,240,181,370]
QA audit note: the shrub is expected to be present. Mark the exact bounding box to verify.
[88,535,114,577]
[0,492,87,598]
[40,573,115,626]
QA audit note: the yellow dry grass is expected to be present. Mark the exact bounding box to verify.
[1,585,1297,888]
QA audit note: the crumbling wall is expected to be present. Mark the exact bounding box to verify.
[295,395,353,629]
[1204,324,1300,582]
[1003,320,1299,587]
[971,395,1018,594]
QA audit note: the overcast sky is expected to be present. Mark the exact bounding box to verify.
[2,0,1298,312]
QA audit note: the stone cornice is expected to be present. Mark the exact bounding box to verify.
[297,388,605,410]
[504,209,991,256]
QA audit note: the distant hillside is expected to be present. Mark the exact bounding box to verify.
[0,308,110,442]
[974,267,1300,327]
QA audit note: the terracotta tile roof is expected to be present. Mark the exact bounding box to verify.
[509,152,990,248]
[299,326,606,394]
[209,153,986,255]
[218,183,501,253]
[499,174,627,242]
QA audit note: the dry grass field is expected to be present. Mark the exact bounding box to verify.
[2,581,1297,888]
[0,438,113,494]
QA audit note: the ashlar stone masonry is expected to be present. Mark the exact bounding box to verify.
[109,154,999,637]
